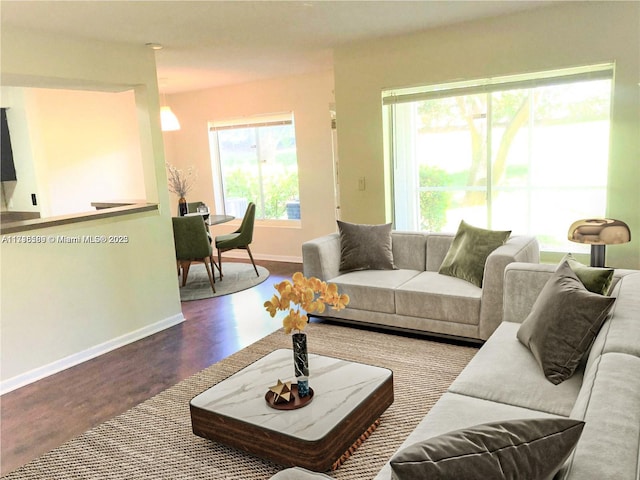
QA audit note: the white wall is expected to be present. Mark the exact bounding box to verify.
[164,70,337,262]
[0,87,39,213]
[334,2,640,269]
[24,87,146,217]
[0,28,182,391]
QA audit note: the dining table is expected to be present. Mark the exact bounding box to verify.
[204,214,235,227]
[184,212,235,226]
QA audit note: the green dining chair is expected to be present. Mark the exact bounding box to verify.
[215,202,259,278]
[185,200,214,246]
[187,202,202,214]
[172,215,216,293]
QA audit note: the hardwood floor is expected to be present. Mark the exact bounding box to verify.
[0,259,302,476]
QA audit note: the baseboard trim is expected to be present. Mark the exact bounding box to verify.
[0,313,185,395]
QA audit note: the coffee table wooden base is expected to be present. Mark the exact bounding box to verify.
[191,377,392,471]
[190,350,394,472]
[331,418,381,471]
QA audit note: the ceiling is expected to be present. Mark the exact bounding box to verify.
[1,1,555,94]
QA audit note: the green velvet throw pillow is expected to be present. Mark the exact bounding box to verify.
[390,417,585,480]
[561,253,614,295]
[438,220,511,287]
[337,220,396,273]
[517,261,616,385]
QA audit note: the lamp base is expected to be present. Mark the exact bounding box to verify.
[590,244,606,268]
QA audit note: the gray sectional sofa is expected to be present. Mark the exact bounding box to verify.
[302,231,539,342]
[274,262,640,479]
[373,263,640,480]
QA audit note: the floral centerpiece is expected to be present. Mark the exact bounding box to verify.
[264,272,350,333]
[166,163,197,215]
[264,272,349,398]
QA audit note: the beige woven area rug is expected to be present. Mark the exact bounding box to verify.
[179,263,270,301]
[2,323,477,480]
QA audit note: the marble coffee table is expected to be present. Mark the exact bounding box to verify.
[190,349,394,471]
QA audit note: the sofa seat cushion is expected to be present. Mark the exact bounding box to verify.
[395,272,481,325]
[449,322,583,416]
[330,269,421,314]
[560,353,640,480]
[373,392,563,480]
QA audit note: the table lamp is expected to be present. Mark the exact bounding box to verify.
[568,218,631,267]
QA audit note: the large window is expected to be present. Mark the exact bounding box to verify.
[384,65,613,252]
[209,113,300,221]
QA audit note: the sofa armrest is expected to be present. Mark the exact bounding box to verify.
[302,233,341,281]
[478,236,540,339]
[502,262,556,324]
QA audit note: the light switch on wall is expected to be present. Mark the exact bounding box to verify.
[358,176,366,191]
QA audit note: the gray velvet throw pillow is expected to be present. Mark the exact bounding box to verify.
[390,417,585,480]
[439,220,511,287]
[337,220,395,272]
[517,261,615,385]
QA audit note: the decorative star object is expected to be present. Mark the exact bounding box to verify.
[268,379,293,403]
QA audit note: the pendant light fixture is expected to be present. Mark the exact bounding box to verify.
[146,43,181,132]
[160,104,181,132]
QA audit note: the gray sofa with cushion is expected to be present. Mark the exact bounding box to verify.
[273,262,640,479]
[302,230,539,341]
[372,262,640,480]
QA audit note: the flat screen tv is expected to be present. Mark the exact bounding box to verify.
[1,108,17,181]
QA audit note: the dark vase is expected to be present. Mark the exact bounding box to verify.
[292,332,310,397]
[178,197,188,216]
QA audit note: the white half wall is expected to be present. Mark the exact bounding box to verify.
[0,28,183,386]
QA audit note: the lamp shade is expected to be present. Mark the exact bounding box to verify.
[568,218,631,245]
[160,106,181,131]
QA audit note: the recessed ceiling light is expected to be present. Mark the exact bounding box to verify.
[145,43,163,50]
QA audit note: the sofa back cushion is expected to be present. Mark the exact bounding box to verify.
[503,265,634,325]
[425,234,454,272]
[391,231,428,271]
[503,263,556,323]
[584,272,640,374]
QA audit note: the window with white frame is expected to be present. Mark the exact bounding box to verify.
[383,64,613,252]
[209,113,300,221]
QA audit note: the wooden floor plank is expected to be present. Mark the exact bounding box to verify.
[0,260,302,476]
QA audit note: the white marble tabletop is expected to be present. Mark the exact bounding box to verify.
[190,349,392,442]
